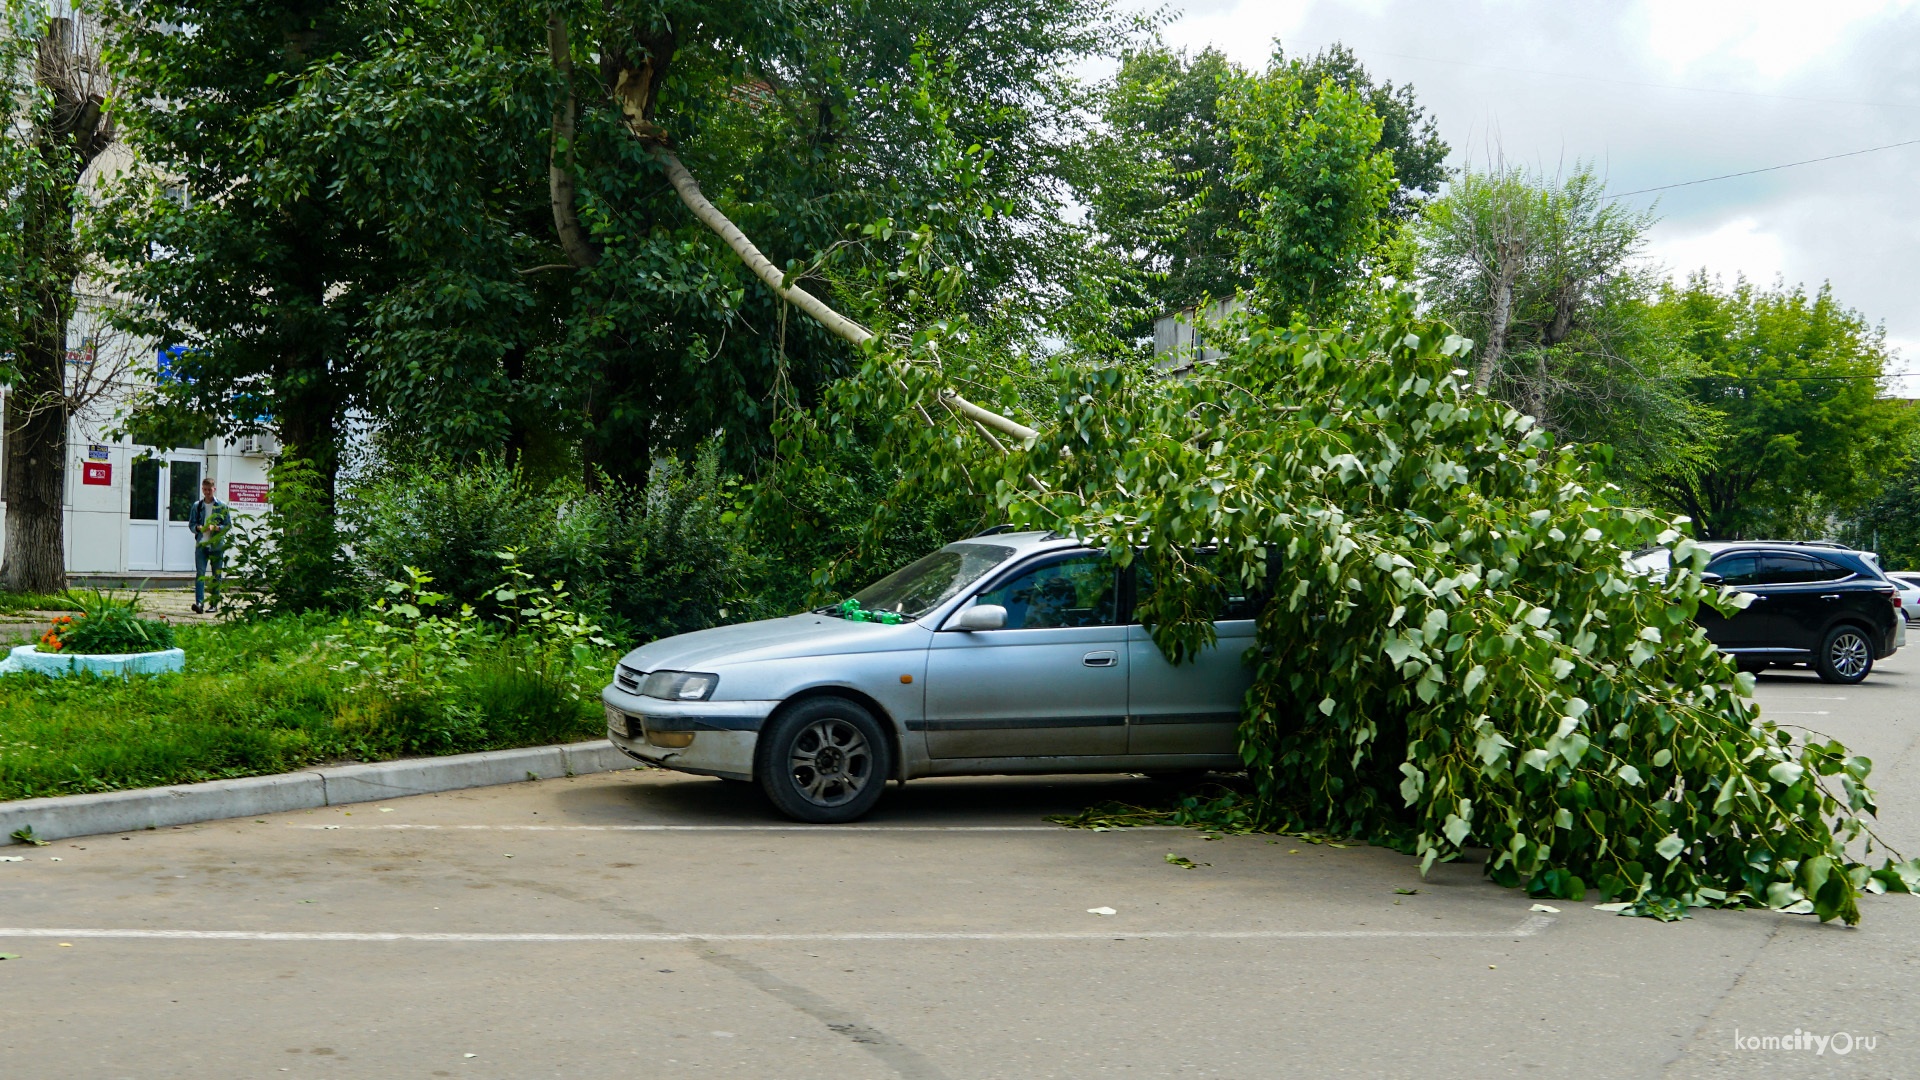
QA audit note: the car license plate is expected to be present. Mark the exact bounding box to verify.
[605,705,632,738]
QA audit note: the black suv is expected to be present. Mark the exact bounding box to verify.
[1636,542,1902,683]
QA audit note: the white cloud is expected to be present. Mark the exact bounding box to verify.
[1646,216,1786,287]
[1642,0,1916,79]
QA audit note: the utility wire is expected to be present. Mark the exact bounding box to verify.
[1606,137,1920,199]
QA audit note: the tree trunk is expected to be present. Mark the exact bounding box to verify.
[3,287,71,594]
[5,17,113,593]
[1473,239,1523,393]
[546,16,598,269]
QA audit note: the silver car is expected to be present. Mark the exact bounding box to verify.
[600,531,1255,822]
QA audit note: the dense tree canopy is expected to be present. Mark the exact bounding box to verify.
[102,0,1137,487]
[99,0,401,493]
[1082,42,1447,337]
[1649,273,1913,540]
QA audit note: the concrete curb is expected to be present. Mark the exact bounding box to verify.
[0,740,639,845]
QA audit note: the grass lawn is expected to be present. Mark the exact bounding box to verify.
[0,614,615,802]
[0,591,84,614]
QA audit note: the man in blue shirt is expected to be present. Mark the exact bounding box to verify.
[188,478,230,613]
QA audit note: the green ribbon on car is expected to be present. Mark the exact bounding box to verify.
[837,599,906,624]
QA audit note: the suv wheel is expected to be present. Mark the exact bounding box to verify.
[1815,625,1874,684]
[755,697,891,823]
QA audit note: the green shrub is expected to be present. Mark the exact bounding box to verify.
[747,425,989,611]
[224,458,358,616]
[346,444,763,642]
[36,591,177,654]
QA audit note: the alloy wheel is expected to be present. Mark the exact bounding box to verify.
[787,717,872,807]
[1829,631,1871,680]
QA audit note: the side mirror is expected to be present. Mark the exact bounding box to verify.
[1700,572,1725,587]
[954,604,1007,631]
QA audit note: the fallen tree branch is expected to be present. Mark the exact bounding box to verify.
[640,141,1038,444]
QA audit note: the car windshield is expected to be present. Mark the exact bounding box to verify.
[838,543,1014,620]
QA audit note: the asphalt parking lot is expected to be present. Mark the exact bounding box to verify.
[3,656,1917,1080]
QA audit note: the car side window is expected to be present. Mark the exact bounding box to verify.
[1804,557,1852,583]
[974,555,1118,629]
[1708,555,1760,587]
[1755,555,1832,585]
[1130,560,1267,623]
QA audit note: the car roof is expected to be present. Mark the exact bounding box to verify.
[1694,540,1852,552]
[956,530,1080,556]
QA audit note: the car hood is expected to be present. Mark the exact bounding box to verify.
[618,613,931,674]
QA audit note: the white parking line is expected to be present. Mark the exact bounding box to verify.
[287,824,1110,832]
[0,916,1552,943]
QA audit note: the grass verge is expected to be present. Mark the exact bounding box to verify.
[0,614,613,802]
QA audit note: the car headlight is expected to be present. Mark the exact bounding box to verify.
[641,670,720,702]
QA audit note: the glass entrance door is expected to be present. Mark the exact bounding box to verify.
[162,457,202,571]
[127,458,162,570]
[126,455,205,572]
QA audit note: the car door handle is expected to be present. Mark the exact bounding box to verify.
[1820,594,1842,601]
[1083,651,1118,667]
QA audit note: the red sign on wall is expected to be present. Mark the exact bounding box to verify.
[228,482,271,505]
[82,462,112,486]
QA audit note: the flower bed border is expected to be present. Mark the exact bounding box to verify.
[2,643,185,679]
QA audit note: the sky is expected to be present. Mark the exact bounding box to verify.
[1157,0,1920,379]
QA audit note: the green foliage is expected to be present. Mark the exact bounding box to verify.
[37,591,176,655]
[1840,459,1920,570]
[347,445,762,642]
[98,0,394,487]
[107,0,1136,484]
[803,282,1916,923]
[1223,62,1396,325]
[747,419,990,611]
[1412,164,1719,489]
[224,458,358,616]
[1083,42,1447,332]
[1650,274,1916,540]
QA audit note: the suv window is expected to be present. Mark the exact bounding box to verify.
[1708,554,1761,587]
[1756,554,1850,585]
[974,554,1119,629]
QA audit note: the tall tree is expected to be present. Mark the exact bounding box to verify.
[121,0,1131,488]
[1650,273,1913,540]
[1225,61,1395,326]
[1083,42,1447,331]
[0,2,116,592]
[100,0,400,499]
[1412,164,1716,488]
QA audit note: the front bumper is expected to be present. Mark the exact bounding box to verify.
[599,686,776,781]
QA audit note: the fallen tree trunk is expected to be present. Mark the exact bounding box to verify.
[642,143,1039,445]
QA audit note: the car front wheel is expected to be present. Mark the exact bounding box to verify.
[1815,625,1874,684]
[755,697,891,823]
